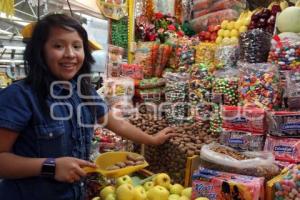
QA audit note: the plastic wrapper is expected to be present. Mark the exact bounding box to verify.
[267,164,300,200]
[136,88,164,103]
[191,9,239,32]
[138,77,166,89]
[194,42,217,66]
[133,42,160,77]
[121,64,143,80]
[284,70,300,109]
[222,105,266,134]
[209,103,222,135]
[97,0,128,20]
[163,72,191,124]
[192,0,246,13]
[264,135,300,163]
[107,45,124,77]
[189,64,214,104]
[213,68,239,106]
[154,44,173,77]
[239,29,272,63]
[238,62,281,110]
[192,167,265,200]
[268,34,300,71]
[220,129,265,152]
[200,143,280,180]
[177,44,195,70]
[268,111,300,137]
[215,45,240,69]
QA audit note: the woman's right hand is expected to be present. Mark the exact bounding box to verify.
[54,157,96,183]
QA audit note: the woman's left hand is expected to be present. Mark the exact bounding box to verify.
[151,127,177,145]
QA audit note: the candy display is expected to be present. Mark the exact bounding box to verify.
[194,42,217,66]
[268,111,300,137]
[214,45,240,68]
[209,104,222,135]
[192,167,265,200]
[284,71,300,107]
[155,44,173,77]
[264,135,300,163]
[200,143,280,180]
[222,106,266,134]
[268,35,300,70]
[111,17,128,50]
[220,129,265,151]
[121,64,144,80]
[238,62,281,110]
[239,29,272,63]
[212,68,239,105]
[107,45,124,77]
[138,77,166,89]
[267,164,300,200]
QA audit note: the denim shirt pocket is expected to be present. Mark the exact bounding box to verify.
[34,121,67,157]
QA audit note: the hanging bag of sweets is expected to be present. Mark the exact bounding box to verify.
[97,0,128,20]
[215,45,240,69]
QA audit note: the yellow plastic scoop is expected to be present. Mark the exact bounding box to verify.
[83,151,149,178]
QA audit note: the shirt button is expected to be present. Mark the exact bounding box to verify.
[49,132,53,137]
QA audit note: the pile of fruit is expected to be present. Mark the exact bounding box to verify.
[198,25,220,42]
[92,173,208,200]
[216,10,252,45]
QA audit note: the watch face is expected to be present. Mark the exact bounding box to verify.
[41,158,56,178]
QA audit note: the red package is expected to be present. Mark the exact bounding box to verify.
[121,64,144,80]
[222,106,266,134]
[264,135,300,163]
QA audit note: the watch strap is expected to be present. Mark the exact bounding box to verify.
[40,158,56,179]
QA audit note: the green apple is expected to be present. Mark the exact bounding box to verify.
[154,173,171,189]
[168,194,180,200]
[178,196,189,200]
[105,193,116,200]
[133,185,147,200]
[116,183,135,200]
[100,186,115,199]
[147,185,169,200]
[116,175,132,187]
[170,183,184,195]
[143,181,155,191]
[181,187,192,199]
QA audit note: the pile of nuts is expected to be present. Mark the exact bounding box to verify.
[128,113,219,184]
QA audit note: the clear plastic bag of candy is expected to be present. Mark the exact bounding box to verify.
[213,68,239,105]
[215,45,240,69]
[200,143,280,180]
[238,62,281,110]
[240,29,272,63]
[268,33,300,70]
[164,72,190,102]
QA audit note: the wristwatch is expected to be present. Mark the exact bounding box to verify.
[40,158,56,179]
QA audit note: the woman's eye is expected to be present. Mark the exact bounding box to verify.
[54,44,63,49]
[74,45,82,49]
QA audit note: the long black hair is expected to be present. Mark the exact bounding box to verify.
[24,13,95,114]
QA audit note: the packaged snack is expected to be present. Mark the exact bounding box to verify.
[154,44,173,77]
[194,42,217,66]
[138,78,166,89]
[220,129,265,152]
[238,62,281,110]
[107,45,124,77]
[192,167,265,200]
[222,105,266,134]
[264,135,300,163]
[137,88,164,103]
[268,111,300,137]
[200,143,280,180]
[240,29,272,63]
[215,45,240,69]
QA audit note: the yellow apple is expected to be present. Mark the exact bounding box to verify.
[91,197,100,200]
[154,173,171,189]
[195,198,209,200]
[239,26,248,33]
[116,183,135,200]
[143,181,155,191]
[116,175,132,187]
[168,194,180,200]
[100,186,115,199]
[105,193,116,200]
[221,20,229,29]
[147,186,169,200]
[133,186,147,200]
[181,187,192,199]
[169,184,184,195]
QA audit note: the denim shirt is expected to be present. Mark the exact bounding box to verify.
[0,80,108,200]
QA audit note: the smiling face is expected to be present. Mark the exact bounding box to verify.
[44,26,85,81]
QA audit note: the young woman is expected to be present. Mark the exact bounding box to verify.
[0,13,175,200]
